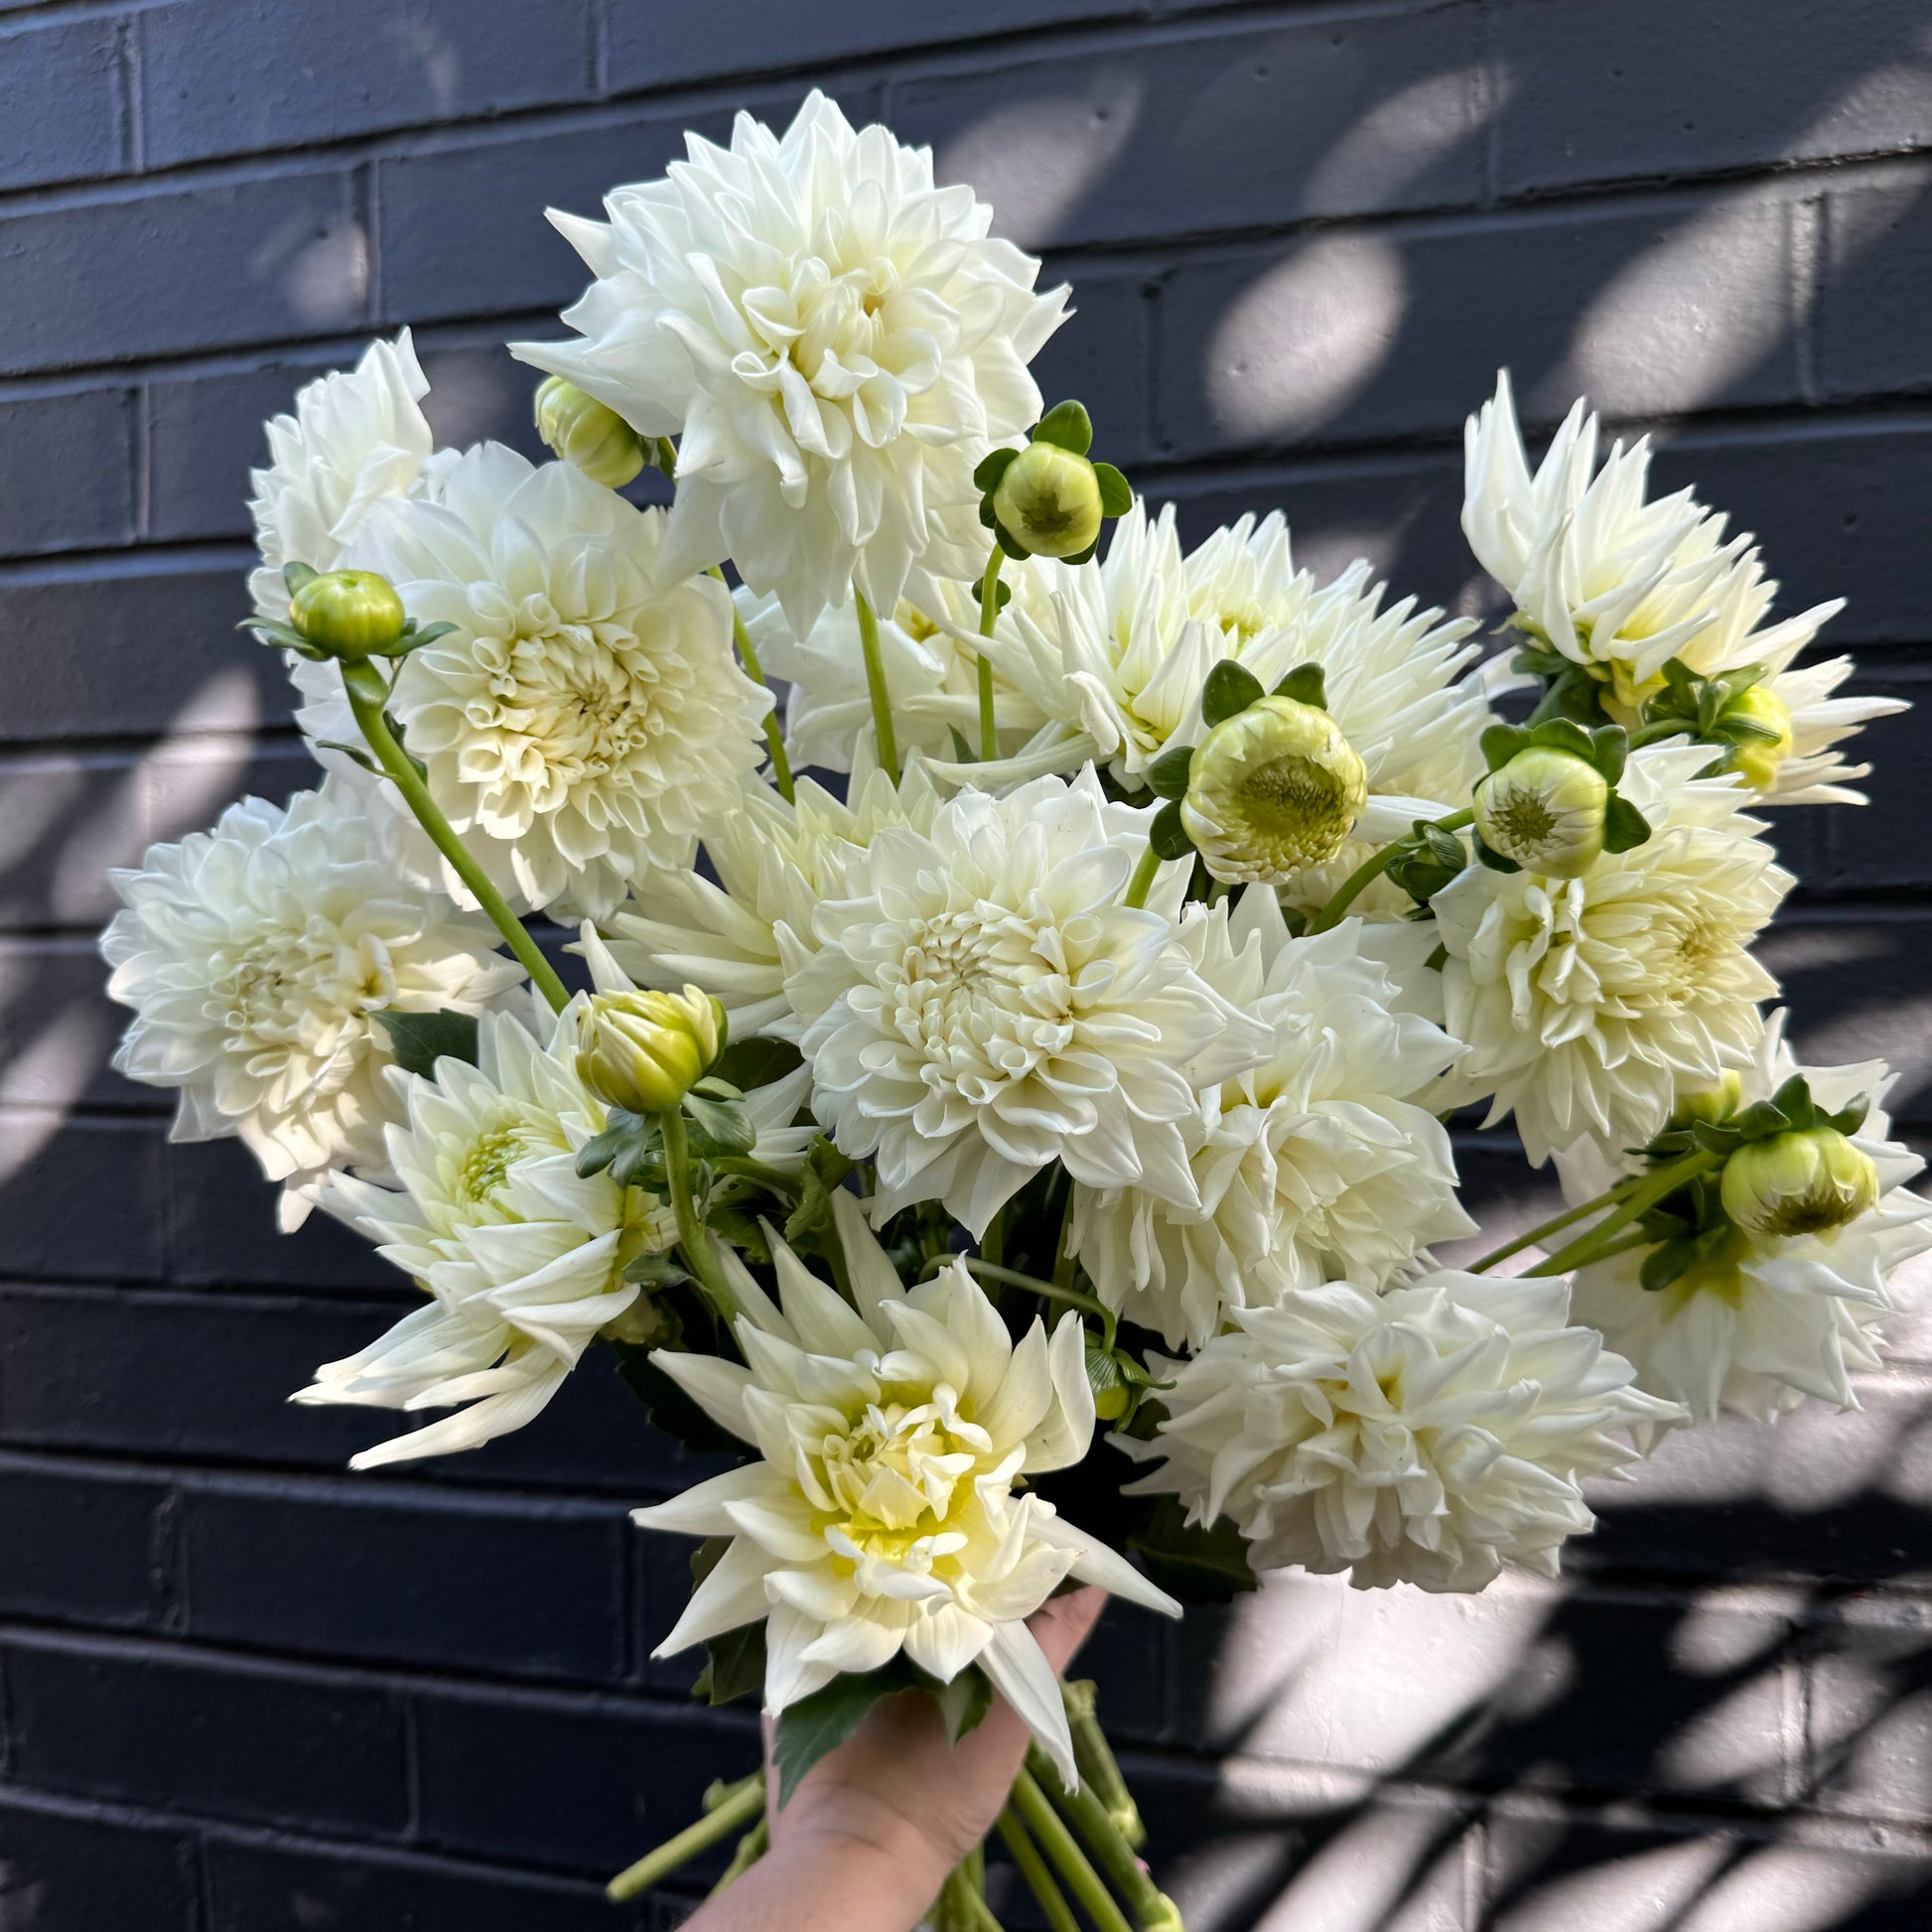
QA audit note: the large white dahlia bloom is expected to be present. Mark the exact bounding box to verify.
[248,331,434,619]
[305,444,769,918]
[300,943,815,1469]
[634,1190,1178,1778]
[1070,897,1471,1349]
[1434,744,1790,1165]
[101,776,522,1229]
[786,770,1272,1236]
[600,758,942,1040]
[1121,1272,1678,1591]
[512,90,1069,635]
[1561,1014,1932,1435]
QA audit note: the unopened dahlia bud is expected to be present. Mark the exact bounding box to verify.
[534,375,646,488]
[289,569,407,661]
[575,986,725,1116]
[1672,1070,1743,1128]
[1179,694,1368,884]
[1725,684,1794,792]
[992,441,1103,560]
[1473,747,1608,878]
[1721,1127,1879,1240]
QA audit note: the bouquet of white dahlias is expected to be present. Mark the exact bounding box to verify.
[100,92,1927,1931]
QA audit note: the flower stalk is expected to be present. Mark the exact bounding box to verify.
[997,1803,1082,1932]
[1524,1148,1723,1277]
[709,1811,769,1894]
[658,1105,741,1324]
[1010,1766,1135,1932]
[1306,807,1473,934]
[341,659,570,1014]
[977,547,1005,761]
[1064,1680,1145,1849]
[1030,1746,1180,1932]
[606,1769,763,1902]
[1124,842,1163,910]
[712,567,794,802]
[1465,1171,1652,1275]
[855,589,900,784]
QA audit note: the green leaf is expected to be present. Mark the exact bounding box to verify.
[973,445,1021,493]
[1479,723,1536,771]
[1033,399,1093,456]
[383,708,427,779]
[1422,821,1468,870]
[715,1036,804,1095]
[621,1251,689,1288]
[1274,663,1326,710]
[1091,461,1133,518]
[1145,743,1194,801]
[707,1206,771,1265]
[316,739,379,774]
[612,1342,745,1455]
[684,1088,758,1157]
[933,1666,992,1745]
[1472,831,1521,874]
[1200,659,1264,729]
[575,1107,651,1179]
[785,1137,855,1244]
[950,725,976,762]
[373,1009,481,1079]
[1149,798,1194,862]
[1601,795,1652,854]
[694,1619,768,1706]
[774,1668,908,1808]
[1127,1496,1258,1606]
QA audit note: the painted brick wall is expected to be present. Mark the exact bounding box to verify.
[1,3,1929,1927]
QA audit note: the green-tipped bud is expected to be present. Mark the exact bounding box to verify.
[1179,694,1368,884]
[1726,683,1794,793]
[1720,1127,1879,1240]
[534,375,646,488]
[1473,746,1609,878]
[575,986,725,1117]
[1672,1070,1743,1129]
[289,569,407,661]
[992,441,1103,560]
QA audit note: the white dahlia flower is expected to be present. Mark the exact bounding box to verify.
[737,576,1049,775]
[787,770,1273,1236]
[1070,897,1471,1349]
[1462,372,1899,802]
[956,505,1490,906]
[1120,1272,1678,1591]
[1434,744,1790,1166]
[511,90,1069,635]
[101,776,522,1230]
[249,332,435,619]
[298,936,814,1469]
[1561,1013,1932,1436]
[300,444,769,919]
[599,757,944,1039]
[635,1189,1178,1778]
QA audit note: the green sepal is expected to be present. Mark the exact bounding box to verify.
[1149,798,1194,862]
[1828,1093,1870,1137]
[994,517,1032,562]
[397,619,457,653]
[1200,658,1264,729]
[1145,743,1194,801]
[950,725,976,762]
[1480,723,1536,772]
[1585,725,1628,786]
[1091,461,1133,518]
[1032,399,1093,456]
[1126,1496,1258,1605]
[1273,663,1327,710]
[973,444,1022,492]
[1084,1335,1129,1421]
[1472,830,1521,874]
[316,740,379,774]
[1058,534,1102,567]
[1601,795,1652,854]
[373,1008,481,1079]
[282,561,319,597]
[241,615,311,652]
[383,709,427,780]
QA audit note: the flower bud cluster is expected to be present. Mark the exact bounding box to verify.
[575,986,727,1117]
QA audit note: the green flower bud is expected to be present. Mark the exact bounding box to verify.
[1672,1070,1743,1129]
[992,441,1104,560]
[1179,695,1368,884]
[574,986,725,1117]
[1473,747,1609,878]
[289,569,407,661]
[1725,683,1794,793]
[534,375,646,488]
[1720,1126,1880,1240]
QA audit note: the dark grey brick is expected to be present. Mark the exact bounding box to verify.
[1812,679,1932,891]
[415,1683,756,1870]
[0,557,280,744]
[206,1838,627,1932]
[180,1474,630,1680]
[139,0,597,170]
[0,386,134,557]
[0,936,126,1113]
[894,7,1486,251]
[6,1632,410,1834]
[0,169,362,377]
[1032,269,1155,468]
[1818,163,1932,401]
[0,16,123,193]
[0,1113,165,1284]
[0,1796,198,1932]
[0,1454,174,1629]
[1492,0,1932,198]
[1155,192,1805,461]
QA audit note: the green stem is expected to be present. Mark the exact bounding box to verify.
[955,1258,1115,1346]
[1011,1768,1133,1932]
[1032,1746,1179,1932]
[1123,842,1162,910]
[1051,1182,1080,1294]
[1526,1149,1721,1277]
[708,1812,768,1895]
[713,567,794,803]
[977,547,1006,761]
[997,1805,1082,1932]
[658,1106,741,1324]
[606,1771,763,1902]
[1305,807,1474,935]
[342,659,569,1015]
[1064,1680,1145,1850]
[855,590,899,784]
[1464,1172,1647,1274]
